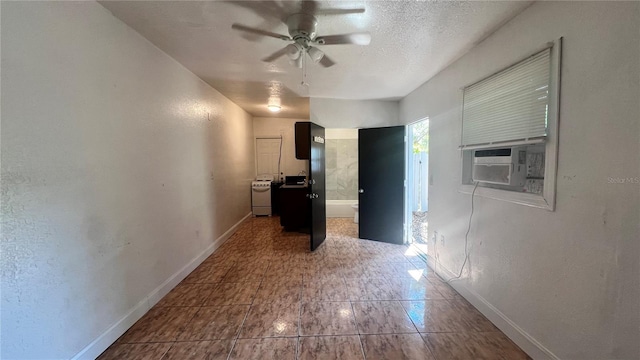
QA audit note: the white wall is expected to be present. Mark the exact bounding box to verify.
[400,2,639,359]
[325,128,359,140]
[310,98,399,129]
[253,117,309,180]
[1,2,255,359]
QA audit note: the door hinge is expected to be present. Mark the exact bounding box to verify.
[404,136,408,143]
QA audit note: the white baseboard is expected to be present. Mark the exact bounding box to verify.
[72,212,252,360]
[425,254,559,360]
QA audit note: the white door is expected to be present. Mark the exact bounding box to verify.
[256,138,281,179]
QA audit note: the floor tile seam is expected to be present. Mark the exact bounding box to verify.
[214,265,233,282]
[122,338,243,344]
[167,305,203,344]
[215,279,264,284]
[414,329,440,360]
[299,300,352,304]
[113,339,182,344]
[230,286,257,356]
[234,334,300,340]
[119,306,202,344]
[234,335,300,339]
[425,280,449,299]
[161,284,222,307]
[296,333,362,338]
[393,298,422,335]
[297,272,304,339]
[360,332,441,338]
[225,338,238,360]
[349,299,419,303]
[154,341,174,360]
[419,332,459,360]
[348,300,364,338]
[347,296,412,303]
[181,280,220,285]
[153,303,207,308]
[419,330,504,334]
[357,330,422,336]
[427,274,450,286]
[169,335,243,342]
[298,330,361,337]
[435,296,497,330]
[352,299,369,360]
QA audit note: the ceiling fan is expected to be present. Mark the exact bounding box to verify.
[231,10,370,68]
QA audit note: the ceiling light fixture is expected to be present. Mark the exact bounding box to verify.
[285,43,302,60]
[292,54,303,68]
[267,104,281,113]
[307,46,324,63]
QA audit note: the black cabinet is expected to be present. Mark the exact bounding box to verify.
[270,182,283,215]
[295,122,311,160]
[279,185,310,231]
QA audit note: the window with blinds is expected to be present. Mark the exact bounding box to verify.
[461,48,551,149]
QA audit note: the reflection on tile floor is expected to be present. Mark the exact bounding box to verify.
[98,217,530,360]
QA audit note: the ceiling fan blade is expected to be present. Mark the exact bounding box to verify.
[315,8,365,16]
[261,46,291,62]
[231,23,291,41]
[314,32,371,46]
[319,54,336,68]
[299,1,364,17]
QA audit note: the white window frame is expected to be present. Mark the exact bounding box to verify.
[459,38,562,211]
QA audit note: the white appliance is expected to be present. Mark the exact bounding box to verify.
[252,174,274,216]
[472,147,526,186]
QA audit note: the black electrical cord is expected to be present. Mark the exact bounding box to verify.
[277,135,283,181]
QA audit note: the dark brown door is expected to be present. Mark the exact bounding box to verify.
[358,126,405,244]
[309,122,326,251]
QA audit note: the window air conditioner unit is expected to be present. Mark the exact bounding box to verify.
[473,147,526,186]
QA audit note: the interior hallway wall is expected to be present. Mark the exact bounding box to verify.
[310,98,400,129]
[1,2,255,358]
[399,1,639,359]
[252,117,309,181]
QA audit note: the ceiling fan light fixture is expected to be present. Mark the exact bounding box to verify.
[285,43,302,60]
[307,46,324,63]
[267,104,281,113]
[232,11,372,70]
[291,55,303,68]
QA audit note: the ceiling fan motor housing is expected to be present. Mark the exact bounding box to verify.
[231,8,369,68]
[287,13,318,43]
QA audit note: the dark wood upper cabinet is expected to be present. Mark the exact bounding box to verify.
[295,122,311,160]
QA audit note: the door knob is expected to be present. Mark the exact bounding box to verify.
[359,189,364,193]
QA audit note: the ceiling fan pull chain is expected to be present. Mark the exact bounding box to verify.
[301,49,309,88]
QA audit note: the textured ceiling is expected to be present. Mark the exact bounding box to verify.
[99,0,531,118]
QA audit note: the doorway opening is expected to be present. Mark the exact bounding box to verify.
[406,118,429,254]
[324,129,359,224]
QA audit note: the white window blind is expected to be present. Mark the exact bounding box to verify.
[461,48,551,148]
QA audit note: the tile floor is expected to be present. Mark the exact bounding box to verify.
[98,217,530,360]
